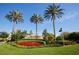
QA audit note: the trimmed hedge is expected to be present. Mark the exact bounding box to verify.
[56,40,76,46]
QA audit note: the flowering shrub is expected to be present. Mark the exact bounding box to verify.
[16,41,42,46]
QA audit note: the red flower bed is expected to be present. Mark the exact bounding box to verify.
[16,41,42,46]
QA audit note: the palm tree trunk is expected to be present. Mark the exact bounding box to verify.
[52,15,56,41]
[12,21,16,33]
[61,32,65,46]
[36,22,38,39]
[11,21,16,41]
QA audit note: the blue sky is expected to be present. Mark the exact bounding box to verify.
[0,3,79,36]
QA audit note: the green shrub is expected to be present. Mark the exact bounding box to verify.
[11,34,16,41]
[11,32,25,41]
[56,36,61,40]
[42,29,54,44]
[57,32,79,43]
[68,32,79,42]
[0,32,9,38]
[43,33,54,44]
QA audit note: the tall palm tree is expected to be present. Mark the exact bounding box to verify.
[5,10,23,33]
[30,13,43,39]
[44,4,64,41]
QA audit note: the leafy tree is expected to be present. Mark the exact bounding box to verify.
[11,30,25,41]
[44,4,64,41]
[68,32,79,42]
[0,32,9,38]
[22,30,27,34]
[42,29,48,37]
[42,29,54,44]
[29,30,33,35]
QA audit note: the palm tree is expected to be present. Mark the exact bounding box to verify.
[30,13,43,39]
[5,10,23,33]
[44,4,64,41]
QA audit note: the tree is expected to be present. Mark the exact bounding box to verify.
[47,33,54,41]
[68,32,79,42]
[42,29,54,44]
[42,29,48,37]
[44,4,64,41]
[11,31,24,41]
[22,30,27,35]
[5,10,24,33]
[0,32,9,38]
[29,30,33,35]
[30,13,43,39]
[42,29,48,41]
[44,33,54,44]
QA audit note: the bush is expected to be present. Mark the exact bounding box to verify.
[0,32,9,38]
[42,29,54,44]
[68,32,79,42]
[58,32,79,43]
[11,33,24,41]
[56,36,62,42]
[11,34,16,41]
[43,33,54,44]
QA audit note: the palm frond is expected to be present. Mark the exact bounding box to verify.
[30,13,43,24]
[44,3,64,20]
[5,10,23,23]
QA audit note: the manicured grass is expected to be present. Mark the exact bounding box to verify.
[0,43,79,55]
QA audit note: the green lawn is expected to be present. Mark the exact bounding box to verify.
[0,43,79,55]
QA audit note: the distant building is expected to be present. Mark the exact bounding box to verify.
[24,34,43,39]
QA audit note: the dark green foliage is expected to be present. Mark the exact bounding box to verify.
[29,30,33,34]
[15,33,24,40]
[11,30,26,41]
[57,32,79,45]
[68,32,79,42]
[61,32,79,43]
[11,33,24,41]
[42,29,48,37]
[56,36,61,40]
[21,30,27,35]
[0,32,9,38]
[11,34,16,41]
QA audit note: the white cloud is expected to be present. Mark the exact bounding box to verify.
[42,11,79,26]
[58,11,78,22]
